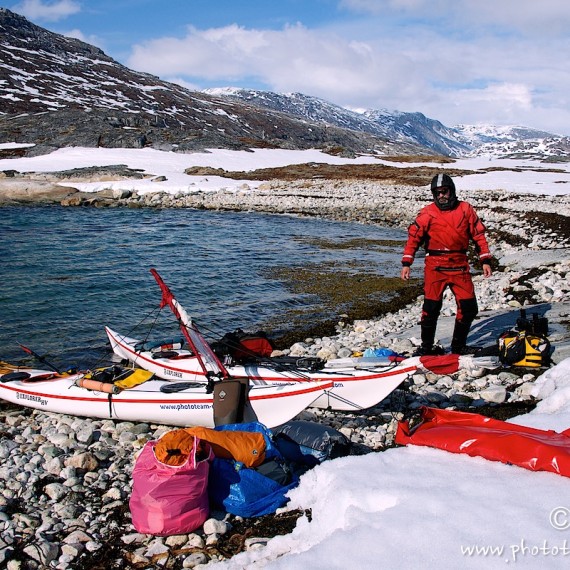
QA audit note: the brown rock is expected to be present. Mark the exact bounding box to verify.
[65,451,99,471]
[0,178,77,204]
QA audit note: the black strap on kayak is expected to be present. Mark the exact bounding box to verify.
[1,371,31,382]
[160,382,205,392]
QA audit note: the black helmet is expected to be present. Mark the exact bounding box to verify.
[430,173,458,211]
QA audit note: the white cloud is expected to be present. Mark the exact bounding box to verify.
[339,0,570,35]
[445,83,533,120]
[128,24,262,80]
[167,77,203,92]
[123,5,570,135]
[63,27,102,47]
[128,23,415,99]
[12,0,81,22]
[456,0,570,35]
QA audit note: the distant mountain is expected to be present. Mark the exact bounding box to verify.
[0,8,568,160]
[204,88,471,156]
[205,88,570,160]
[453,125,570,159]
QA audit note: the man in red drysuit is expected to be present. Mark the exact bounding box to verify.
[401,173,493,355]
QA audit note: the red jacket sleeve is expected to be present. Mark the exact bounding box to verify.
[401,208,430,266]
[466,204,492,263]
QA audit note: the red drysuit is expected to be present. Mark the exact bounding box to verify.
[402,200,492,352]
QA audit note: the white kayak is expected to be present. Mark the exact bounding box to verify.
[0,361,333,428]
[106,327,418,411]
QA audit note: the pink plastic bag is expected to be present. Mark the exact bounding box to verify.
[130,438,213,535]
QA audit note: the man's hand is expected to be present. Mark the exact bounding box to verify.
[401,266,411,281]
[483,263,492,278]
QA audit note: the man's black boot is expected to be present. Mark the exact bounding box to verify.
[450,319,477,354]
[420,323,437,352]
[414,345,446,356]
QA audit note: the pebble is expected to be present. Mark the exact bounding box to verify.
[245,537,270,550]
[203,518,231,535]
[183,552,209,568]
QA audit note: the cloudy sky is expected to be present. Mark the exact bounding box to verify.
[6,0,570,135]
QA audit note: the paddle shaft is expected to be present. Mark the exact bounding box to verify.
[18,343,62,374]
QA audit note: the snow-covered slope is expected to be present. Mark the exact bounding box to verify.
[205,88,472,156]
[206,88,569,160]
[454,124,570,158]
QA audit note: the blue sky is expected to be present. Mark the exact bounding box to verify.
[5,0,570,135]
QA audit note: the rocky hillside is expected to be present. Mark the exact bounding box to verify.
[206,88,570,160]
[205,88,471,156]
[0,8,426,158]
[453,124,570,160]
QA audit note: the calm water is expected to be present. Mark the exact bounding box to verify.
[0,206,405,370]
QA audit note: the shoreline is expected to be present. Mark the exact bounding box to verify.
[2,178,570,369]
[2,176,569,345]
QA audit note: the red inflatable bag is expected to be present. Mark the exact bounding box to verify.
[396,407,570,478]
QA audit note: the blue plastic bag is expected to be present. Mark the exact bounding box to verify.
[363,347,399,358]
[209,422,299,517]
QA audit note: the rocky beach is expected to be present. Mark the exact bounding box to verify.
[1,163,570,569]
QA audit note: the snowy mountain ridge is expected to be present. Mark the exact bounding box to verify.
[205,87,570,159]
